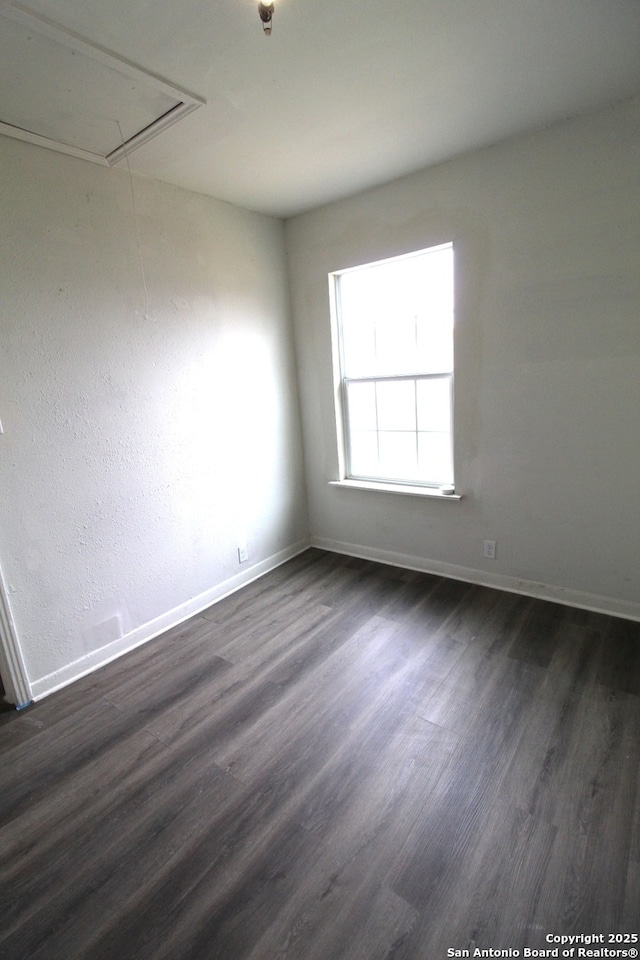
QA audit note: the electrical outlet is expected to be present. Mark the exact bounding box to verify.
[483,539,496,560]
[237,543,249,564]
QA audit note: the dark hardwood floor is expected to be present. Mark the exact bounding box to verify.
[1,548,638,959]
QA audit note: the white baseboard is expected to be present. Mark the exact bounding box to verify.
[311,536,640,623]
[30,539,311,702]
[28,533,639,702]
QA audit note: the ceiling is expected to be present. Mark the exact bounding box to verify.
[1,0,639,218]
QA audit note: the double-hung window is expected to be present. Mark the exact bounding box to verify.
[331,243,454,490]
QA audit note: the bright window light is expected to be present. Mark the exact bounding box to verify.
[331,243,454,488]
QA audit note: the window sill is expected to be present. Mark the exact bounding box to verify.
[329,479,462,500]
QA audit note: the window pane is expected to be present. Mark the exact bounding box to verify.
[375,311,417,374]
[348,430,378,477]
[341,305,377,375]
[378,431,418,481]
[339,245,453,378]
[418,432,453,484]
[345,381,377,432]
[416,377,451,432]
[416,316,453,372]
[375,379,416,432]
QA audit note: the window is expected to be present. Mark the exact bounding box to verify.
[331,243,454,490]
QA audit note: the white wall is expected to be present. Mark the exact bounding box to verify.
[286,98,640,619]
[0,136,308,698]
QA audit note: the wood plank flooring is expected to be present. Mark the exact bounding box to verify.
[1,548,639,959]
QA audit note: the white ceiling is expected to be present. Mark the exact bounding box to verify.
[2,0,639,218]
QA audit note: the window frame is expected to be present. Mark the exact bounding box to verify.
[330,243,457,495]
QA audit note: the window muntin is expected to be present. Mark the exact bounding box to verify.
[333,243,454,488]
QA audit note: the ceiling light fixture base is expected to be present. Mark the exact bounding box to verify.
[258,1,274,35]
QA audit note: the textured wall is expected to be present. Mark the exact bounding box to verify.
[286,98,640,616]
[0,136,308,691]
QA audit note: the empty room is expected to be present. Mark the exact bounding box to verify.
[0,1,639,957]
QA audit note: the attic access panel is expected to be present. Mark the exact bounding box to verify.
[0,1,205,165]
